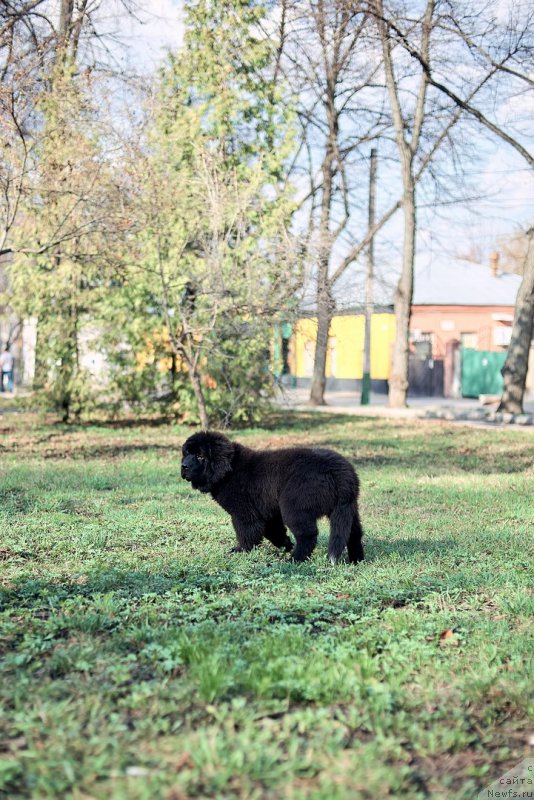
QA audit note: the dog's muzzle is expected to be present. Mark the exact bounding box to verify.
[181,454,197,481]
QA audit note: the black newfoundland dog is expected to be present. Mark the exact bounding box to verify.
[181,431,364,564]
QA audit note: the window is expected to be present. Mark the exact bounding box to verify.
[410,331,432,360]
[460,332,477,349]
[493,326,512,346]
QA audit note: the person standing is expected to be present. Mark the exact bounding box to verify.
[0,346,14,392]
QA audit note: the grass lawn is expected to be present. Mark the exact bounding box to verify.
[0,411,533,799]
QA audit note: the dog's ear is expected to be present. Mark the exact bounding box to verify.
[208,434,235,485]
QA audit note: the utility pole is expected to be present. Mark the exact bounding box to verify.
[361,147,377,405]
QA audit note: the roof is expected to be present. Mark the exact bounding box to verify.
[413,260,521,307]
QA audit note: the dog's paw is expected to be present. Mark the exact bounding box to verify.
[282,537,293,552]
[289,550,312,563]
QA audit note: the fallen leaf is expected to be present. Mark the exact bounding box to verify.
[166,789,189,800]
[439,629,459,646]
[173,752,193,771]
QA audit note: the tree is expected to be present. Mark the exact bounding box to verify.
[111,0,298,428]
[279,0,484,406]
[373,0,534,406]
[498,228,534,414]
[2,0,138,417]
[9,62,121,418]
[373,0,433,407]
[387,0,534,171]
[497,232,529,276]
[278,0,388,405]
[0,1,49,259]
[0,0,137,259]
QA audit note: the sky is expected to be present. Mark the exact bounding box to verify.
[128,0,183,66]
[107,0,184,71]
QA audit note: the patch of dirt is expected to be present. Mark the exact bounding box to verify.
[258,434,313,449]
[409,729,533,795]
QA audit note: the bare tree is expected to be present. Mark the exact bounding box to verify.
[497,232,529,276]
[279,0,389,405]
[0,1,51,258]
[373,0,433,407]
[498,228,534,414]
[0,0,141,260]
[363,0,534,406]
[428,2,534,414]
[385,1,534,170]
[280,0,495,406]
[0,60,36,258]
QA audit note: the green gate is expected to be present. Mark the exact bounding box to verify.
[461,349,506,398]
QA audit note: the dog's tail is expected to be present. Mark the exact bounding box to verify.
[347,510,365,563]
[328,477,364,564]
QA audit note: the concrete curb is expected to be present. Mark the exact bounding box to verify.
[277,392,534,430]
[423,408,534,427]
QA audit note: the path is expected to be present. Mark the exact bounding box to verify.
[276,387,534,429]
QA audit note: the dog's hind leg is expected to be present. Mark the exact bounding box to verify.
[264,513,293,552]
[328,502,363,564]
[280,509,318,562]
[346,509,364,563]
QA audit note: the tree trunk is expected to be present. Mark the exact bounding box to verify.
[188,363,210,430]
[310,278,333,405]
[375,0,432,409]
[498,227,534,414]
[170,352,178,401]
[33,319,48,392]
[389,179,416,407]
[309,132,335,405]
[59,302,79,422]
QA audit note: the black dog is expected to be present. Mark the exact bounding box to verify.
[181,431,364,564]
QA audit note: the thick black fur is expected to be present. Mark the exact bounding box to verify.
[181,432,364,564]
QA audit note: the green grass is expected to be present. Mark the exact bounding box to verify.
[1,411,533,799]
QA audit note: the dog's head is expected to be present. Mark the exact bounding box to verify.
[181,431,235,493]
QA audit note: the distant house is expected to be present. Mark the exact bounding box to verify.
[410,258,530,397]
[289,257,534,398]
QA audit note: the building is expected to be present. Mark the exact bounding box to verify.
[289,257,534,398]
[410,258,528,397]
[291,309,396,393]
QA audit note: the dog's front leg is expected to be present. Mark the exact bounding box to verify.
[230,515,264,553]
